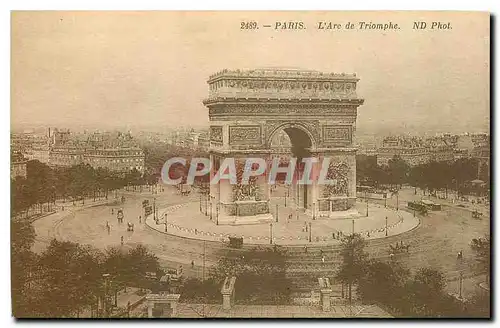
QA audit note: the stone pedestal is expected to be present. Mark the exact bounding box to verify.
[145,293,180,318]
[221,276,236,311]
[318,278,332,312]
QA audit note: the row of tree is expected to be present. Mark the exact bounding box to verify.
[336,233,490,318]
[179,247,292,306]
[11,160,159,218]
[357,155,489,194]
[12,220,162,318]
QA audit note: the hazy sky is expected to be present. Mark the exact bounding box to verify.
[11,11,490,134]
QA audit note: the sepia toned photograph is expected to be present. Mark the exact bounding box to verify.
[10,11,490,319]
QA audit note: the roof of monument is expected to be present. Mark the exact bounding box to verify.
[208,67,358,82]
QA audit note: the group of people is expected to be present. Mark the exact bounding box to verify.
[106,206,147,246]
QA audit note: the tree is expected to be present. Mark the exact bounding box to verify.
[11,220,38,317]
[387,155,410,189]
[126,244,161,284]
[209,247,291,305]
[36,239,103,317]
[357,260,409,310]
[405,267,447,317]
[470,235,490,287]
[336,233,369,303]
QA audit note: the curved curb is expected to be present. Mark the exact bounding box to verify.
[144,202,422,249]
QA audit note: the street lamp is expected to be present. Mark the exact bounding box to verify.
[457,251,464,299]
[309,222,312,243]
[164,213,168,232]
[153,197,157,220]
[269,223,273,244]
[102,273,110,317]
[396,191,399,211]
[385,216,388,236]
[275,204,279,222]
[216,203,219,225]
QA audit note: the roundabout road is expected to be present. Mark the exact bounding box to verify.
[32,185,489,285]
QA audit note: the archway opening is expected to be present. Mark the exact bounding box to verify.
[270,126,314,210]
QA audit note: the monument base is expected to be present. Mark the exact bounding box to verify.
[217,213,274,226]
[313,208,362,220]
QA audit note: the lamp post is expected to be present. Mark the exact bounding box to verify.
[309,222,312,243]
[153,197,157,220]
[216,203,219,225]
[164,213,168,232]
[275,204,279,222]
[313,202,316,220]
[365,191,369,217]
[209,202,213,221]
[457,251,464,299]
[385,216,388,236]
[352,219,355,236]
[199,194,202,212]
[269,223,273,244]
[396,191,399,211]
[102,273,110,317]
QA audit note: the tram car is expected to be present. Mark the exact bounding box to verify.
[407,201,428,215]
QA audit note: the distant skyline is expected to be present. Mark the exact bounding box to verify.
[12,11,490,134]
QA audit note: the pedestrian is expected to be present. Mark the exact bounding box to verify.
[304,246,308,253]
[112,209,114,215]
[191,260,194,268]
[121,236,124,245]
[321,256,325,263]
[139,215,142,223]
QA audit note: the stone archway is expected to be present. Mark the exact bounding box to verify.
[203,68,364,225]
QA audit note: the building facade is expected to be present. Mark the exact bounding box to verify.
[85,147,145,173]
[11,151,28,179]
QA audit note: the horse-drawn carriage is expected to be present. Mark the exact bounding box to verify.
[223,236,243,249]
[389,241,410,256]
[117,209,124,223]
[472,210,483,219]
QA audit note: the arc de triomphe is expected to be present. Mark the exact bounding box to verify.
[203,68,364,225]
